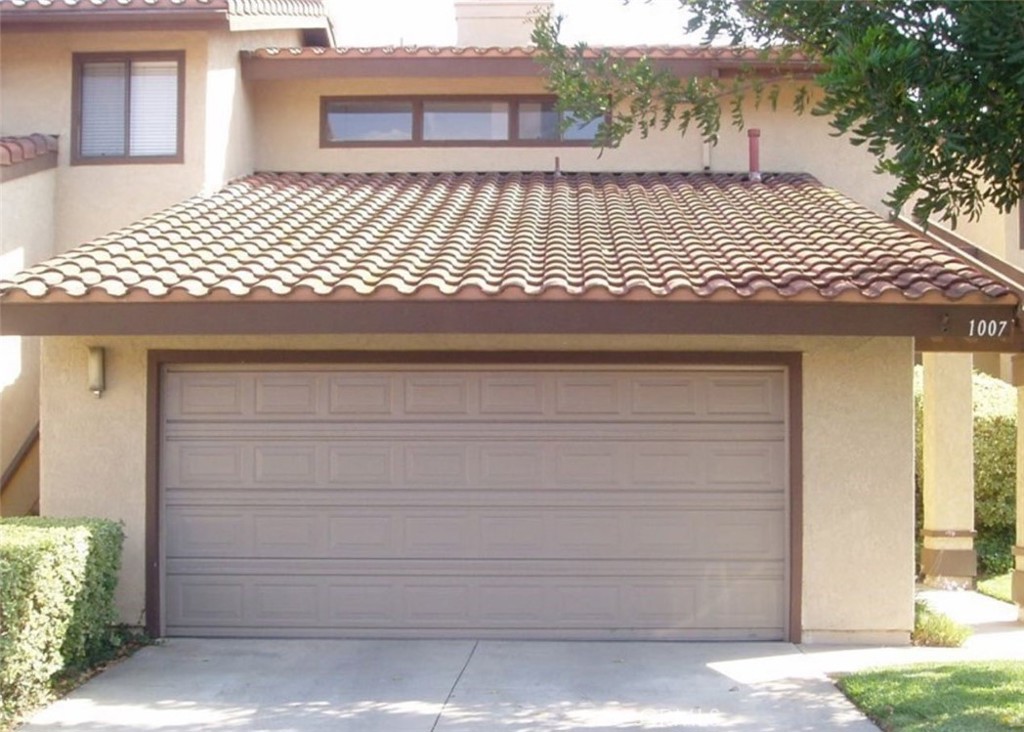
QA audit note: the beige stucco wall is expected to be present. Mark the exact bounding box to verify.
[39,333,914,642]
[1,168,57,514]
[252,79,895,216]
[0,30,210,252]
[203,28,305,193]
[953,202,1022,270]
[0,27,302,252]
[800,335,915,643]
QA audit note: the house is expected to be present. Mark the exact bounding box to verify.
[1,0,1022,643]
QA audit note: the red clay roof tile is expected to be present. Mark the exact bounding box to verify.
[0,171,1013,305]
[0,0,325,18]
[0,134,58,171]
[244,45,815,63]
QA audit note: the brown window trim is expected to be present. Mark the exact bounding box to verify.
[71,50,185,166]
[320,94,601,149]
[1019,198,1023,250]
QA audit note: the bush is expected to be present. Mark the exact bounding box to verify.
[912,599,972,647]
[914,367,1017,577]
[0,517,124,726]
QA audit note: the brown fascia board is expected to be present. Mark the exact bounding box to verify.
[1,299,1020,351]
[241,53,547,80]
[239,52,816,82]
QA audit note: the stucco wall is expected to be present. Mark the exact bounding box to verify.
[203,28,304,193]
[954,203,1023,271]
[800,336,916,643]
[0,27,302,252]
[0,30,210,252]
[39,333,914,642]
[251,79,895,216]
[0,168,56,514]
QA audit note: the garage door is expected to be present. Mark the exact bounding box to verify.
[161,366,788,640]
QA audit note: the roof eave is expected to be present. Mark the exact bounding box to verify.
[239,49,821,81]
[0,9,229,31]
[1,298,1019,352]
[0,9,328,32]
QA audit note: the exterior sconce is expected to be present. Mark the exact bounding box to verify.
[88,346,105,397]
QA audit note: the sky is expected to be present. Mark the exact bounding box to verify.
[326,0,698,47]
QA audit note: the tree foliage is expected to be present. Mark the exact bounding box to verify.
[531,1,1024,225]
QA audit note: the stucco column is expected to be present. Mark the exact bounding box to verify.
[921,353,976,588]
[1013,355,1024,619]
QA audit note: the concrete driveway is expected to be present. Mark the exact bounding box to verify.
[21,639,878,731]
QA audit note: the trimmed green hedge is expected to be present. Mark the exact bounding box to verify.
[914,367,1017,576]
[0,517,124,725]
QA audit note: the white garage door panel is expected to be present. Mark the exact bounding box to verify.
[162,436,786,492]
[164,506,785,559]
[164,564,785,638]
[162,367,789,640]
[164,371,785,422]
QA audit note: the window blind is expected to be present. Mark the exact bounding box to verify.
[129,61,179,157]
[80,62,127,157]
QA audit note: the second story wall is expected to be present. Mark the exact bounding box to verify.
[1,29,210,252]
[953,203,1023,270]
[203,28,305,194]
[250,75,895,218]
[0,25,302,253]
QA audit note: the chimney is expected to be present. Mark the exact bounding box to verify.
[454,0,554,47]
[747,128,762,182]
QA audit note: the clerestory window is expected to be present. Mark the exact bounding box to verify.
[321,96,601,147]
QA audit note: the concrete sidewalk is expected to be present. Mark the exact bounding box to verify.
[799,587,1024,677]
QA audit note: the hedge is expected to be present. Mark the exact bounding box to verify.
[914,367,1017,576]
[0,517,124,726]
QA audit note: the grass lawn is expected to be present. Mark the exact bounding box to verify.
[838,661,1024,732]
[977,572,1013,604]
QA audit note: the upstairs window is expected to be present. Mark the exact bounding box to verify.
[423,101,509,141]
[518,101,602,142]
[72,52,184,165]
[321,96,601,147]
[325,100,414,143]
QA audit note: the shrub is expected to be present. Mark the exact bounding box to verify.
[914,367,1017,577]
[0,517,124,726]
[912,599,971,647]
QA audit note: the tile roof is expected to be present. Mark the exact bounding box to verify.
[0,171,1013,305]
[0,0,325,18]
[0,134,58,167]
[240,45,817,82]
[246,45,816,65]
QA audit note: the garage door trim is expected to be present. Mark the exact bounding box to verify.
[145,350,803,641]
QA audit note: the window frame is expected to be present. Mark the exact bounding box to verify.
[320,95,602,148]
[71,50,186,166]
[1019,198,1023,251]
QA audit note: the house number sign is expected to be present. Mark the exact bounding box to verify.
[968,318,1011,338]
